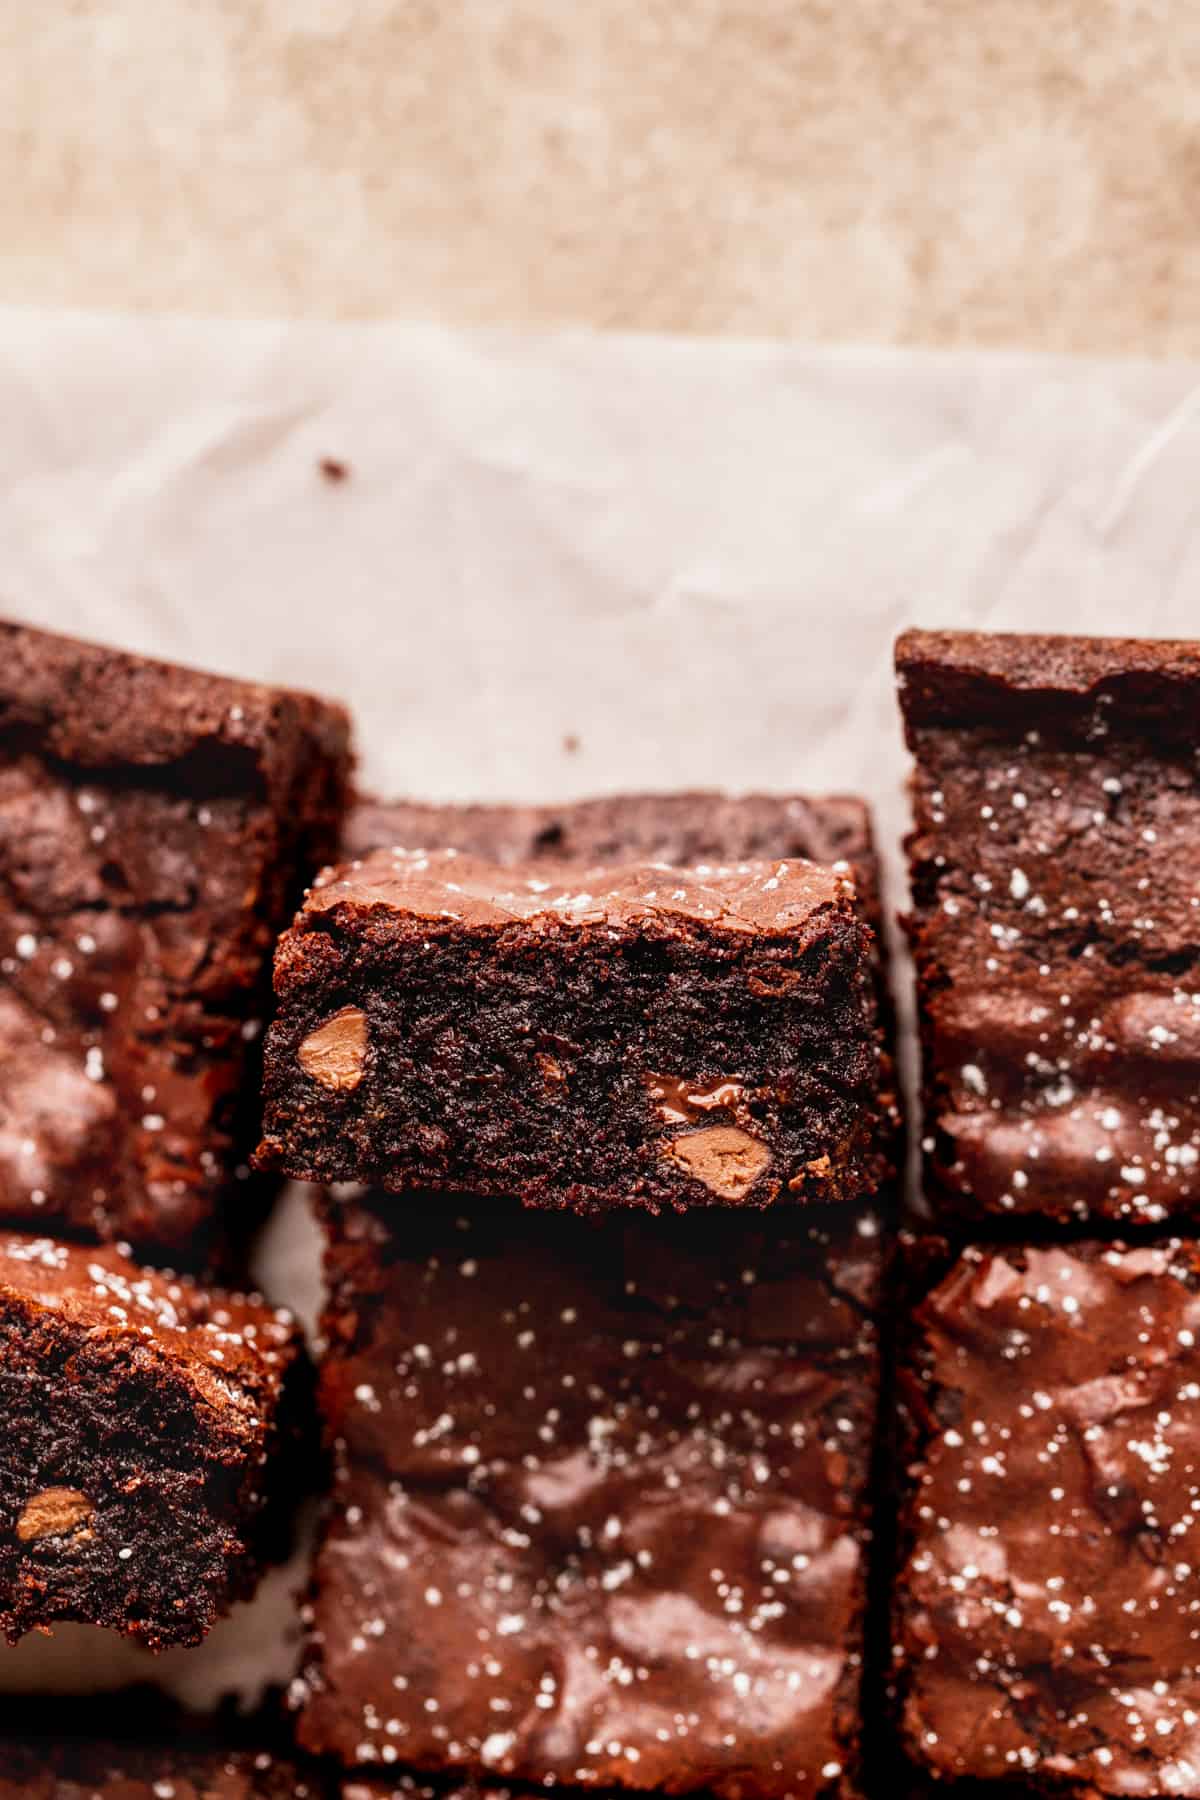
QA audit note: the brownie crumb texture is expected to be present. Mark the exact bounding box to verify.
[0,1231,307,1649]
[259,848,888,1216]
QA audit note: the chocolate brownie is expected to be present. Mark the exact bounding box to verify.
[293,1195,883,1798]
[898,628,1200,1227]
[0,1230,308,1649]
[0,1740,312,1798]
[258,851,888,1214]
[894,1236,1200,1794]
[343,789,885,940]
[0,620,350,1262]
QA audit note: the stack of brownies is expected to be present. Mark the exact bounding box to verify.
[262,790,901,1800]
[7,617,1200,1800]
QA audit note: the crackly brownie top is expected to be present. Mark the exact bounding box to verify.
[0,618,351,1258]
[0,617,349,785]
[300,1200,879,1796]
[305,846,854,936]
[0,1233,298,1402]
[320,1196,883,1468]
[897,628,1200,1224]
[898,1238,1200,1793]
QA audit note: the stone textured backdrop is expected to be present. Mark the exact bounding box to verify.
[3,1,1197,350]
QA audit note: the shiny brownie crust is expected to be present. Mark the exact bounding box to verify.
[295,1195,882,1798]
[898,628,1200,1227]
[895,1235,1200,1794]
[342,789,886,943]
[0,619,350,1262]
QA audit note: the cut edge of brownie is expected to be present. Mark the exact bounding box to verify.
[258,851,889,1213]
[343,785,897,1037]
[0,1234,313,1651]
[339,788,902,1200]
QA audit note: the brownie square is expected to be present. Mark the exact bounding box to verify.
[0,1230,308,1649]
[894,1236,1200,1795]
[258,850,888,1214]
[898,628,1200,1227]
[0,1740,312,1798]
[0,620,351,1262]
[293,1195,883,1798]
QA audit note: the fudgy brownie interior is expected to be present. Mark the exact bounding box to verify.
[259,850,888,1213]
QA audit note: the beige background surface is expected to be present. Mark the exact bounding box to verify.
[4,0,1200,350]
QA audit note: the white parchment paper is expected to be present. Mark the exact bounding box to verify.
[1,310,1199,1704]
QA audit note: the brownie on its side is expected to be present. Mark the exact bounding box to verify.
[0,1741,312,1798]
[258,850,887,1214]
[899,628,1200,1227]
[894,1236,1200,1795]
[0,619,351,1263]
[0,1231,308,1649]
[293,1194,882,1799]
